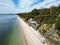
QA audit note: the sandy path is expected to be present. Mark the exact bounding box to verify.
[17,15,48,45]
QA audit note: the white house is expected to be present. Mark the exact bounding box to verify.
[28,18,39,29]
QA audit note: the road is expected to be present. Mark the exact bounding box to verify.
[17,15,48,45]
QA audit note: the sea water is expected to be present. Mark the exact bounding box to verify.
[0,15,27,45]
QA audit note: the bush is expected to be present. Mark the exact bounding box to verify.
[55,20,60,30]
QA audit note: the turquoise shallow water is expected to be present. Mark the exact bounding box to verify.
[0,15,27,45]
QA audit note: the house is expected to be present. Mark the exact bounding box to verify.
[28,18,39,29]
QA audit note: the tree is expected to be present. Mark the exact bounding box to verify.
[31,9,39,15]
[50,6,57,15]
[55,20,60,30]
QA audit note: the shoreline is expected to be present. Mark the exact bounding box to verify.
[18,19,28,45]
[17,15,48,45]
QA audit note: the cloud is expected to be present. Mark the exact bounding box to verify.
[44,0,60,8]
[0,0,60,14]
[0,0,17,14]
[19,0,34,9]
[30,0,44,7]
[29,0,60,10]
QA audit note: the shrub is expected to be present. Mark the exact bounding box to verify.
[55,20,60,30]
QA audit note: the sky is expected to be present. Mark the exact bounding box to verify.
[0,0,60,14]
